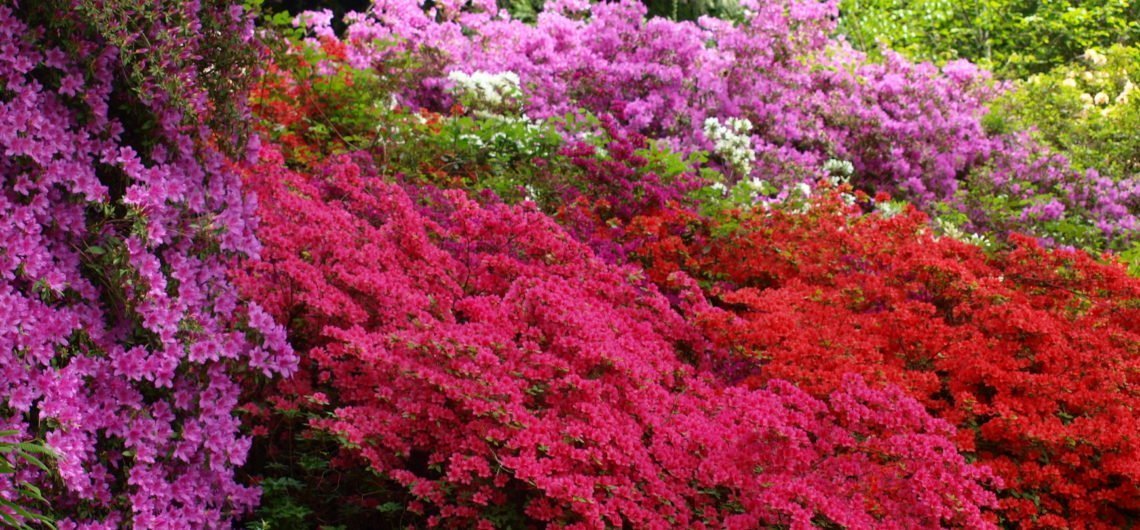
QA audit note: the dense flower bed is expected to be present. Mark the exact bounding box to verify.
[6,0,1140,529]
[236,147,998,529]
[619,188,1140,528]
[238,7,1140,526]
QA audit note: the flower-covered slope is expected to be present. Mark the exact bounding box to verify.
[4,0,1140,529]
[236,147,998,529]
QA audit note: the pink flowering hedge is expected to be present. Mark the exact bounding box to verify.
[0,2,293,528]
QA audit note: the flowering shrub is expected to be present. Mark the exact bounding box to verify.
[294,0,1140,248]
[0,2,293,527]
[239,9,1140,527]
[236,148,999,529]
[702,117,756,178]
[446,70,525,116]
[250,32,567,206]
[622,187,1140,528]
[16,1,1132,528]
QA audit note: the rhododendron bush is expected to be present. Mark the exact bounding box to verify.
[297,0,1140,249]
[0,2,293,527]
[236,148,998,529]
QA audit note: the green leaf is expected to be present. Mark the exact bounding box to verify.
[0,505,20,527]
[17,452,52,474]
[376,502,403,513]
[16,443,55,456]
[18,482,47,504]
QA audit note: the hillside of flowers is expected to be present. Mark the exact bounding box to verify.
[1,0,1138,529]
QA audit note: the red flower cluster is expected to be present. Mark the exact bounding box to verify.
[627,189,1140,528]
[236,149,997,529]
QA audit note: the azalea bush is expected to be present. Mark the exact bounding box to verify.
[621,186,1140,528]
[251,30,566,204]
[235,28,1140,524]
[989,45,1140,184]
[285,0,1140,250]
[833,1,1140,250]
[9,0,1140,529]
[0,1,294,527]
[952,44,1140,252]
[236,147,999,529]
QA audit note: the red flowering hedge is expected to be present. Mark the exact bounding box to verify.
[624,189,1140,528]
[235,148,999,529]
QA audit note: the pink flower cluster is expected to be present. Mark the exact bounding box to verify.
[302,0,1140,243]
[238,147,998,529]
[0,3,293,527]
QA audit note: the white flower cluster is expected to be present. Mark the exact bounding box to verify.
[447,71,523,113]
[876,200,906,219]
[1076,78,1135,114]
[822,158,855,179]
[707,177,819,214]
[934,218,990,247]
[787,182,814,213]
[747,177,771,202]
[703,117,756,176]
[1083,48,1108,67]
[712,176,768,197]
[822,159,857,204]
[1117,79,1135,106]
[1070,49,1138,112]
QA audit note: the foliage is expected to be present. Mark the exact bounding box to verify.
[834,2,1140,254]
[989,45,1140,183]
[10,0,1140,529]
[250,30,566,202]
[836,0,1140,78]
[237,27,1140,525]
[0,433,55,529]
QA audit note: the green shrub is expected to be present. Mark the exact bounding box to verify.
[838,0,1140,78]
[989,44,1140,181]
